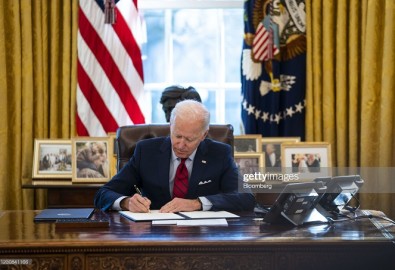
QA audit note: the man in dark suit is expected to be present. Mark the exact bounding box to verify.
[264,143,281,168]
[94,100,255,213]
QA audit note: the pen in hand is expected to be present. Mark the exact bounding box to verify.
[134,185,151,213]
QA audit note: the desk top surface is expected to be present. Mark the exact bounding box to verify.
[0,210,394,249]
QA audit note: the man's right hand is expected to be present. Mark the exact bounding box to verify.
[121,194,151,213]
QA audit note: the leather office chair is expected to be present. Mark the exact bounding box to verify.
[115,124,234,171]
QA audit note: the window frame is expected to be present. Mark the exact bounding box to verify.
[139,0,243,10]
[139,0,244,134]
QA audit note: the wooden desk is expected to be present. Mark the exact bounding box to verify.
[23,183,101,208]
[0,210,394,270]
[22,182,282,208]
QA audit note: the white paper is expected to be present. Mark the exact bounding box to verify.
[179,211,239,219]
[152,220,179,225]
[152,219,228,226]
[176,219,228,226]
[120,210,184,221]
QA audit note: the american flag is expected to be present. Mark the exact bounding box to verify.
[252,21,280,62]
[76,0,146,136]
[252,1,279,62]
[241,0,306,139]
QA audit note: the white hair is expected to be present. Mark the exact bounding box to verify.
[170,99,210,131]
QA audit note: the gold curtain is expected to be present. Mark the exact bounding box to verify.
[0,0,78,209]
[306,0,395,218]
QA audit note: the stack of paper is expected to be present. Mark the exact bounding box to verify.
[153,219,228,226]
[119,210,239,226]
[179,211,239,219]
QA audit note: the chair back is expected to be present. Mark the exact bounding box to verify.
[116,124,234,171]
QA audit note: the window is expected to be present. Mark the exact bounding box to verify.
[140,0,244,134]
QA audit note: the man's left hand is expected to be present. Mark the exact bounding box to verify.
[159,198,201,213]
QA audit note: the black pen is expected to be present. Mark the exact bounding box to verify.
[134,185,150,213]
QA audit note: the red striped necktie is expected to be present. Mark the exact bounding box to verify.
[173,158,189,198]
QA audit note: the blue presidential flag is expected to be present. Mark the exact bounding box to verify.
[241,0,306,139]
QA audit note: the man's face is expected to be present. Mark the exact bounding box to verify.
[266,144,275,154]
[170,117,207,158]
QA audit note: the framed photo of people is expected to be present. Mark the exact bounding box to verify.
[107,132,117,178]
[72,137,111,183]
[32,139,72,179]
[234,135,262,153]
[234,152,264,176]
[281,142,332,181]
[262,137,301,170]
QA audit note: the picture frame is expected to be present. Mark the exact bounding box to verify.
[32,139,72,179]
[281,142,332,181]
[234,152,264,176]
[72,137,111,183]
[262,137,301,169]
[234,135,262,153]
[107,132,117,178]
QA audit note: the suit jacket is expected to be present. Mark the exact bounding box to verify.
[94,137,255,211]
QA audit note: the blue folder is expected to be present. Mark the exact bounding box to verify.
[34,208,94,222]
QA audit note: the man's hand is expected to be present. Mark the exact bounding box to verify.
[159,198,202,213]
[121,194,151,213]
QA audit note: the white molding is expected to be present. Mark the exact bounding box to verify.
[138,0,244,9]
[143,82,242,91]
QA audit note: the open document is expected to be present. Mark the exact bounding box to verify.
[120,210,239,222]
[120,210,184,221]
